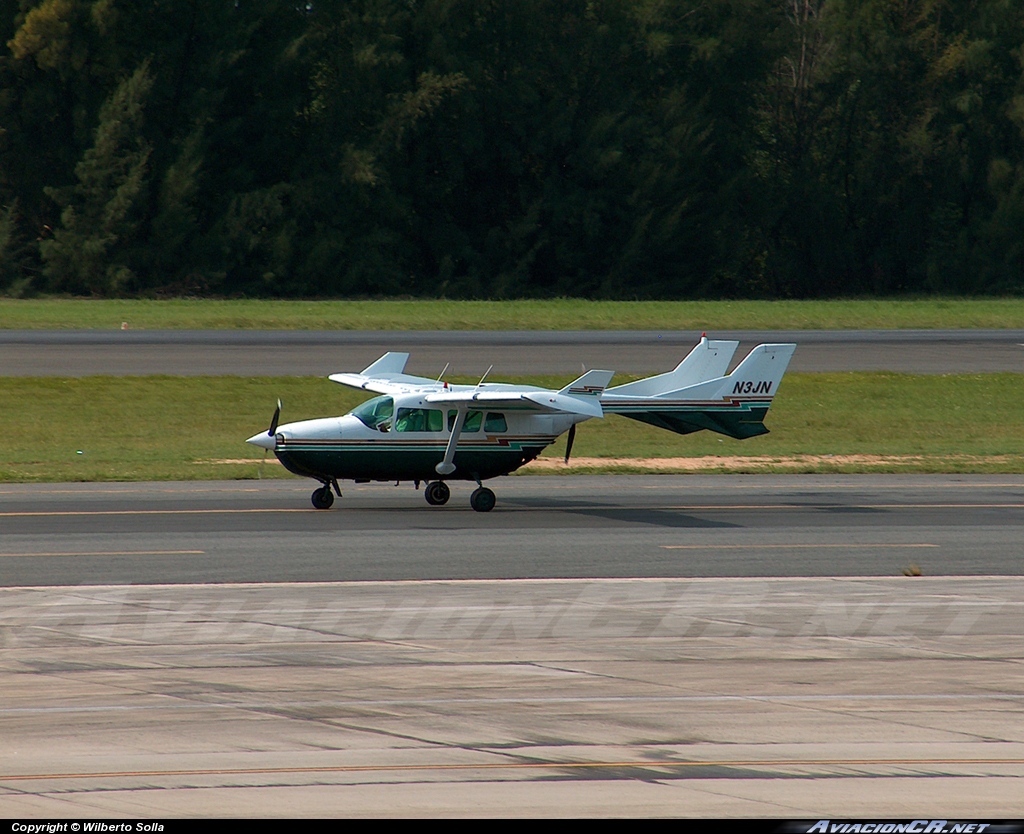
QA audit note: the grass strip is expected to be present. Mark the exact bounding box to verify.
[2,298,1024,331]
[3,373,1023,482]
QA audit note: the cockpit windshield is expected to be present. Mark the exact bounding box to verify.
[350,395,394,430]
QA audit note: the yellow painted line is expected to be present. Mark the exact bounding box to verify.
[661,543,938,550]
[668,503,1024,510]
[638,482,1024,490]
[2,758,1022,782]
[0,509,315,517]
[0,487,282,495]
[0,550,205,558]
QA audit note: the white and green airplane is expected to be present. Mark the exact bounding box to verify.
[246,335,795,512]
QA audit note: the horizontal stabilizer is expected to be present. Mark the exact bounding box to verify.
[558,369,614,399]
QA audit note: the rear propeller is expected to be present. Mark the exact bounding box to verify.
[564,423,576,465]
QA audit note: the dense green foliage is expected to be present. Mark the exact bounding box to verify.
[2,1,1023,299]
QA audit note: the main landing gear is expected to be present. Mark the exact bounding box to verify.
[310,479,495,512]
[424,480,450,506]
[424,481,496,513]
[470,486,496,513]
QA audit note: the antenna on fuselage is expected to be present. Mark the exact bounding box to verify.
[476,365,493,387]
[436,362,450,382]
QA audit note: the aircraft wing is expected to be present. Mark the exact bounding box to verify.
[423,389,604,418]
[330,354,612,418]
[423,369,614,419]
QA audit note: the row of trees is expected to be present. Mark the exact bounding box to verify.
[1,0,1023,298]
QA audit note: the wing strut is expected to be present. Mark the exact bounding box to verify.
[435,408,467,476]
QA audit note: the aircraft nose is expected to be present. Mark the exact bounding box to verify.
[246,431,277,450]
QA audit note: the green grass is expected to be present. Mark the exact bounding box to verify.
[2,297,1024,330]
[4,373,1024,482]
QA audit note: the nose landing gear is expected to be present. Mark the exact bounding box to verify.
[311,486,334,509]
[311,479,341,509]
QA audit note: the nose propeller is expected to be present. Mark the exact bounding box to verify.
[269,399,281,436]
[246,399,282,451]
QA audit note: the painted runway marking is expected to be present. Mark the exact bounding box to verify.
[661,543,938,549]
[0,509,315,517]
[3,757,1023,782]
[637,482,1024,490]
[2,503,1023,518]
[666,503,1024,510]
[0,487,280,495]
[0,550,205,558]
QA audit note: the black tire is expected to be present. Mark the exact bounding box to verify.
[470,487,496,513]
[425,481,451,506]
[311,486,334,509]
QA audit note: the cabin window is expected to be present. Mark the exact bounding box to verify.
[351,395,394,430]
[484,412,507,432]
[395,407,443,432]
[447,410,483,432]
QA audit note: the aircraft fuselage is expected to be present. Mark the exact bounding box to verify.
[269,393,574,483]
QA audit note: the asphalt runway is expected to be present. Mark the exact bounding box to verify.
[3,329,1023,375]
[2,475,1023,585]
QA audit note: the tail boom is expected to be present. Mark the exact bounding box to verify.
[602,395,775,438]
[601,343,795,440]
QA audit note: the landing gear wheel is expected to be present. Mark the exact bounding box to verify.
[311,486,334,509]
[424,481,450,506]
[470,486,496,513]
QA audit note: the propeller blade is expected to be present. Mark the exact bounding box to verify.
[268,399,282,436]
[564,423,576,464]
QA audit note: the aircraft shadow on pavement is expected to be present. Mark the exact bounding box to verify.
[811,504,885,514]
[508,498,738,529]
[543,762,783,782]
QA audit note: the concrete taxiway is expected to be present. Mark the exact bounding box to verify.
[1,476,1023,816]
[2,576,1022,817]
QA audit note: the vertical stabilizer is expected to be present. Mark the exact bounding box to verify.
[361,352,410,376]
[707,343,795,401]
[605,334,739,397]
